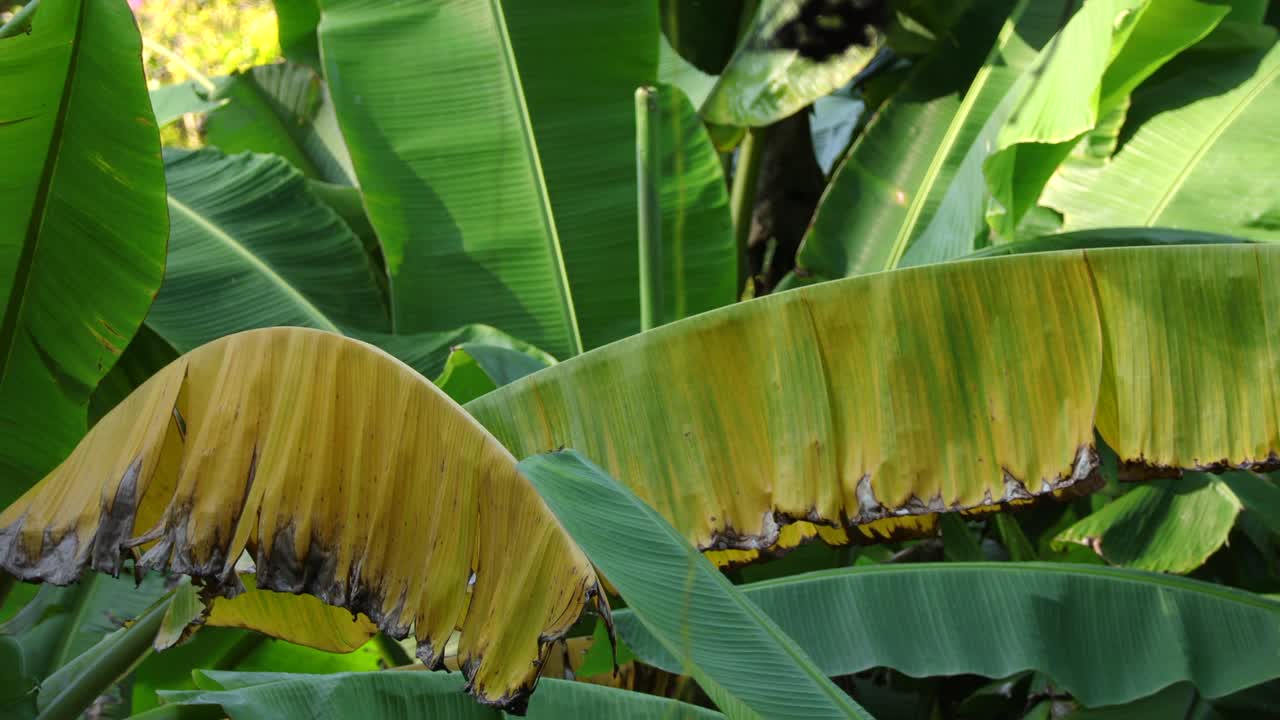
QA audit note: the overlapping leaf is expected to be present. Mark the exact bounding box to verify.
[0,328,598,710]
[469,244,1280,556]
[523,450,872,719]
[157,669,724,719]
[318,1,735,353]
[796,0,1228,281]
[0,0,167,506]
[1042,41,1280,240]
[700,0,883,127]
[794,0,1049,281]
[614,563,1280,708]
[204,62,355,185]
[149,148,388,351]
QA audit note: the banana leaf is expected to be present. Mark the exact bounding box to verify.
[794,0,1050,281]
[157,669,724,719]
[470,244,1280,557]
[613,563,1280,708]
[700,0,883,127]
[146,148,541,381]
[1041,41,1280,241]
[796,0,1227,282]
[150,148,389,351]
[1053,473,1241,573]
[0,0,168,507]
[979,0,1227,239]
[130,630,384,713]
[150,80,225,127]
[318,0,735,354]
[523,450,871,719]
[204,62,356,185]
[659,0,746,75]
[1055,470,1280,574]
[435,342,556,405]
[0,328,597,710]
[272,0,321,69]
[0,573,170,719]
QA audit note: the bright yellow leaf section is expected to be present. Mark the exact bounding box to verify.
[0,328,597,709]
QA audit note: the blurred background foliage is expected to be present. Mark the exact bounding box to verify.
[134,0,279,144]
[3,0,280,144]
[135,0,278,86]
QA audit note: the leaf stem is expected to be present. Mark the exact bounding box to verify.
[730,125,770,293]
[0,0,40,39]
[635,86,664,331]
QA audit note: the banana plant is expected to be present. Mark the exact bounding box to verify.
[4,0,1280,718]
[5,240,1280,710]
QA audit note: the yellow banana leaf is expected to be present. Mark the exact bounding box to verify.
[469,249,1101,556]
[467,244,1280,556]
[0,328,598,709]
[3,245,1279,709]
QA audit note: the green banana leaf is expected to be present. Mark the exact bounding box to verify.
[796,0,1226,282]
[318,1,735,354]
[150,79,225,127]
[1052,470,1280,575]
[272,0,321,69]
[906,0,1223,265]
[1053,473,1242,573]
[0,573,170,719]
[363,325,554,380]
[504,1,735,346]
[34,589,195,719]
[794,0,1048,282]
[980,0,1227,239]
[317,0,580,357]
[613,563,1280,708]
[659,30,719,108]
[963,227,1253,258]
[157,669,724,719]
[522,450,871,719]
[700,0,883,127]
[0,0,167,506]
[131,630,385,714]
[435,341,555,405]
[128,149,550,384]
[659,0,747,75]
[1221,471,1280,535]
[1041,41,1280,241]
[149,148,389,351]
[204,62,355,185]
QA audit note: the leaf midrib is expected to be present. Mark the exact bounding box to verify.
[165,195,340,332]
[1145,54,1280,224]
[485,0,582,356]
